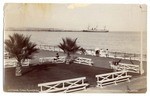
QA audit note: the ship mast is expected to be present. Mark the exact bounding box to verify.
[95,25,98,30]
[104,26,106,30]
[88,25,90,30]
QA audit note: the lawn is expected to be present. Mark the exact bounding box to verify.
[4,63,114,92]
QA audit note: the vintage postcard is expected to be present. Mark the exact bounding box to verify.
[3,3,147,93]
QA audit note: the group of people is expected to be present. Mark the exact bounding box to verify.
[95,49,109,57]
[54,48,109,59]
[54,48,109,61]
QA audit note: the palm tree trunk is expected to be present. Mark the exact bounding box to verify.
[66,53,71,64]
[15,62,22,76]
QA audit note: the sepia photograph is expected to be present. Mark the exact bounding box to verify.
[3,3,147,93]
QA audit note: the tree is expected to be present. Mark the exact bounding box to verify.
[5,33,38,76]
[58,37,80,64]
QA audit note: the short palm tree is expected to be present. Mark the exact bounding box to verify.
[58,37,80,64]
[5,33,38,76]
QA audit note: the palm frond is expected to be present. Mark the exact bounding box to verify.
[58,37,80,55]
[5,33,38,62]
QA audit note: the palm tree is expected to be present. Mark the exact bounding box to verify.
[58,37,80,64]
[5,33,38,76]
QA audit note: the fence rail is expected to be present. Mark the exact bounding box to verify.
[109,62,140,73]
[39,56,66,64]
[4,59,30,68]
[74,57,93,66]
[95,71,132,88]
[38,77,89,93]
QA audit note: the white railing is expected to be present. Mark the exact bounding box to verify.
[36,45,62,52]
[36,45,146,61]
[38,77,89,93]
[4,59,30,68]
[117,63,140,73]
[95,71,132,88]
[109,62,140,73]
[39,57,55,63]
[39,56,66,64]
[74,57,93,66]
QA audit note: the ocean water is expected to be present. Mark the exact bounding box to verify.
[4,31,147,54]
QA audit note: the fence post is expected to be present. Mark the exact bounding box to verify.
[63,82,65,88]
[54,46,55,51]
[114,52,117,58]
[97,77,99,83]
[90,49,92,55]
[133,53,136,60]
[39,45,41,50]
[82,79,84,84]
[112,74,114,79]
[124,53,126,59]
[49,46,51,51]
[40,86,43,92]
[44,45,45,50]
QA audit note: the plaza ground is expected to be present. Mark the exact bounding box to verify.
[4,50,147,93]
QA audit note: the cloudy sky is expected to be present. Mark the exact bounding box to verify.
[4,3,147,31]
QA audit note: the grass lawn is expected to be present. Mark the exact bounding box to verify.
[4,63,114,92]
[4,50,145,92]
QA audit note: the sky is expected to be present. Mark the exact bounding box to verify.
[4,3,147,32]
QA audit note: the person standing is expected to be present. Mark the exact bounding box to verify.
[95,50,100,57]
[53,53,60,63]
[56,53,59,59]
[100,49,103,57]
[105,49,109,57]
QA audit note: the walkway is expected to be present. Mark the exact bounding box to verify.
[78,76,146,93]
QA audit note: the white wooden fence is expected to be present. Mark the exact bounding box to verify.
[74,57,93,66]
[36,45,146,61]
[95,71,132,88]
[36,45,62,52]
[4,59,30,68]
[38,77,89,93]
[117,63,140,73]
[39,56,66,64]
[109,62,140,73]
